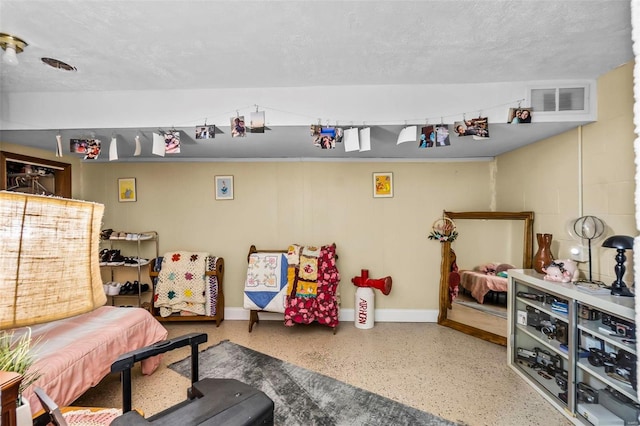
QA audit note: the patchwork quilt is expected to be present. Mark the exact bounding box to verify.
[243,252,289,313]
[154,251,208,317]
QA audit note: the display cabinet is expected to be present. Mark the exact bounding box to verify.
[508,269,638,426]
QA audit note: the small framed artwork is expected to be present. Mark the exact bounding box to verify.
[215,175,234,200]
[373,172,393,198]
[118,178,136,202]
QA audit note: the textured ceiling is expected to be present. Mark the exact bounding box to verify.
[0,0,634,160]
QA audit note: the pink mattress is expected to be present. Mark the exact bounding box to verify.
[459,270,508,304]
[11,306,168,414]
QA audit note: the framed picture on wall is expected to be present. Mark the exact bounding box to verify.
[373,172,393,198]
[215,175,234,200]
[118,178,136,202]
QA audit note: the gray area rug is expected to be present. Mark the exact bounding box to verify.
[169,340,459,426]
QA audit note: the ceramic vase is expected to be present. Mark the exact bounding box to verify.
[533,233,554,273]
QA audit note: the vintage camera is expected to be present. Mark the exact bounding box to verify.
[535,347,563,375]
[555,370,568,391]
[576,382,599,404]
[516,291,544,302]
[602,315,636,339]
[587,347,617,368]
[554,321,568,346]
[607,349,638,390]
[578,305,600,321]
[516,347,538,368]
[525,305,551,329]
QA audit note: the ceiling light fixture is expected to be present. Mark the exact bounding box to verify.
[0,32,28,66]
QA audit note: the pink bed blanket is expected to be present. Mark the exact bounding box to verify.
[459,270,508,304]
[11,306,168,414]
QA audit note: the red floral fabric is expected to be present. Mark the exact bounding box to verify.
[284,244,340,329]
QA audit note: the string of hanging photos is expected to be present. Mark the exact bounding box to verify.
[54,98,531,160]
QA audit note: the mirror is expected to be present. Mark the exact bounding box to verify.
[437,211,534,345]
[0,151,71,198]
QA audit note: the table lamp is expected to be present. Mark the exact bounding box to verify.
[601,235,634,297]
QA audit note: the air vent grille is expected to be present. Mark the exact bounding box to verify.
[531,87,586,112]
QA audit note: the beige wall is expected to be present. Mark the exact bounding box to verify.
[80,161,493,312]
[2,61,635,315]
[496,62,636,285]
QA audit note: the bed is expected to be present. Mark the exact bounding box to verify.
[11,306,168,414]
[458,263,513,304]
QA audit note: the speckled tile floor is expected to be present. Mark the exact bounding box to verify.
[74,320,572,426]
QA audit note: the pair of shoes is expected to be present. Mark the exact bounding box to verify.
[119,281,135,295]
[106,249,125,266]
[109,231,128,240]
[104,281,122,296]
[100,229,114,240]
[123,257,149,266]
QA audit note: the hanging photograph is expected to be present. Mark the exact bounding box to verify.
[334,127,344,143]
[508,107,533,123]
[313,127,337,149]
[310,124,322,136]
[231,116,246,137]
[164,130,181,153]
[84,139,102,160]
[70,139,89,154]
[435,124,451,146]
[453,117,489,139]
[118,177,136,202]
[195,125,216,140]
[250,111,265,133]
[419,126,435,148]
[373,172,393,198]
[215,175,234,200]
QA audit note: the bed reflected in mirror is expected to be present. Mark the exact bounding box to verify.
[437,211,534,346]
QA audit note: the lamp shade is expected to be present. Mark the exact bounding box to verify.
[601,235,634,250]
[0,192,106,329]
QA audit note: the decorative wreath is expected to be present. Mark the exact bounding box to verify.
[428,217,458,242]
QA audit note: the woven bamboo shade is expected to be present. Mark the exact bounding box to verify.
[0,192,106,329]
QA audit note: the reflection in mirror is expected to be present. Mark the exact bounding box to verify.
[437,211,534,346]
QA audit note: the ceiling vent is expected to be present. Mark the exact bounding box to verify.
[526,82,596,122]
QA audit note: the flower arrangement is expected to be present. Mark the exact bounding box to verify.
[0,329,41,405]
[428,217,458,242]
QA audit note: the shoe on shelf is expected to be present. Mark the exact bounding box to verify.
[107,282,122,296]
[119,281,133,295]
[106,249,125,266]
[140,282,150,292]
[100,229,113,240]
[99,249,110,266]
[138,233,154,240]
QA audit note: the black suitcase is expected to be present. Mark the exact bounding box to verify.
[110,332,274,426]
[34,333,274,426]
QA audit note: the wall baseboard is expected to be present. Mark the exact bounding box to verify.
[224,308,438,323]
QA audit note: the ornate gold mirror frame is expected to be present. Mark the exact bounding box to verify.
[437,211,534,345]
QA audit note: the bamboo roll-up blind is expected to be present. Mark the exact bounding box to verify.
[0,192,106,329]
